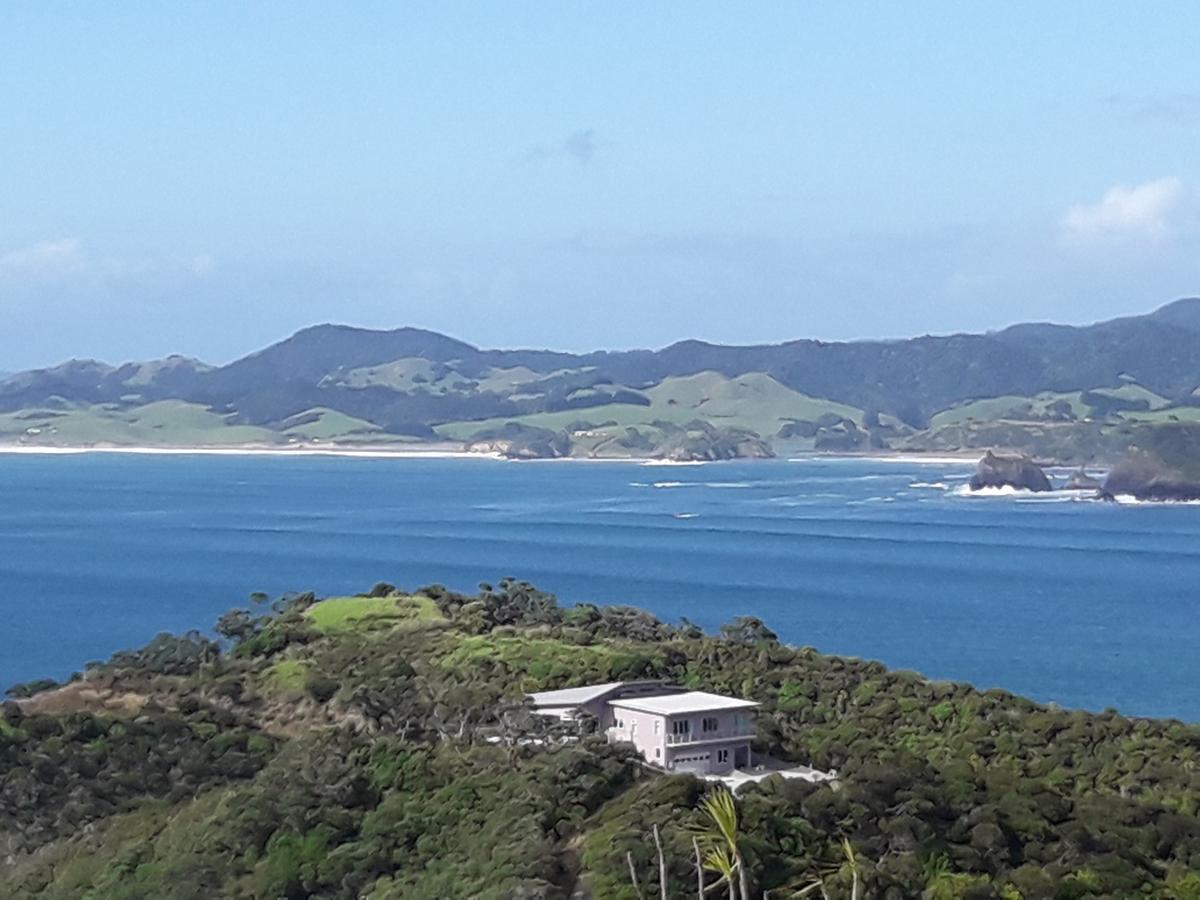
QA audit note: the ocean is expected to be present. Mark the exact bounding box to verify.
[1,453,1196,721]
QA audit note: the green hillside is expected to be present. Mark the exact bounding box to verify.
[929,384,1173,430]
[4,301,1200,461]
[0,401,280,446]
[437,371,865,441]
[3,581,1199,898]
[278,408,387,441]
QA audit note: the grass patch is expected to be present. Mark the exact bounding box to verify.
[304,594,444,635]
[0,400,280,446]
[265,659,310,694]
[435,370,865,440]
[279,408,385,441]
[929,391,1088,429]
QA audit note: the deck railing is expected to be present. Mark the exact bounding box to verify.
[665,727,754,745]
[606,726,755,746]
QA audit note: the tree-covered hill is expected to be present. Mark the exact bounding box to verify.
[3,300,1200,460]
[3,581,1198,898]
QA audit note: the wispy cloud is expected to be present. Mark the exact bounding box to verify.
[0,238,216,289]
[0,238,85,276]
[1060,177,1187,246]
[526,128,601,165]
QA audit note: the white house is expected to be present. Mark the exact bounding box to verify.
[529,681,757,775]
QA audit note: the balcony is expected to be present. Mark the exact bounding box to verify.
[666,727,754,746]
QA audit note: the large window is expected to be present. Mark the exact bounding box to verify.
[702,716,719,733]
[672,719,690,736]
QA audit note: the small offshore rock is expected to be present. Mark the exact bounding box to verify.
[969,451,1052,492]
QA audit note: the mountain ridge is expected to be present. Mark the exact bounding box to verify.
[3,298,1200,460]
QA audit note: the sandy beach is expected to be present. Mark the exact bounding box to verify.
[0,443,985,465]
[789,452,980,465]
[0,442,505,460]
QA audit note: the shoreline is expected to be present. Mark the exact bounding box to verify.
[0,443,504,460]
[0,441,982,465]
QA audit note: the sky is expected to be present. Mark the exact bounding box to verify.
[2,1,1200,369]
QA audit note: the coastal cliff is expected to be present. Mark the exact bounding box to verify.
[465,420,774,460]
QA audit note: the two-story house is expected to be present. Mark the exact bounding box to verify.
[605,691,756,775]
[529,681,757,775]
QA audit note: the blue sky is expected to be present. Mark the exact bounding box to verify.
[2,2,1200,368]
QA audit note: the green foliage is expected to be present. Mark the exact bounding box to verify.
[265,658,309,695]
[4,579,1200,898]
[0,707,277,869]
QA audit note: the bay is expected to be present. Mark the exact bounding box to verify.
[0,453,1196,721]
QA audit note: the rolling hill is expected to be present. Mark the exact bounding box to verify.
[3,298,1200,460]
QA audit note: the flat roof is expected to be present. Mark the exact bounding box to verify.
[528,681,679,708]
[529,682,626,707]
[608,691,759,716]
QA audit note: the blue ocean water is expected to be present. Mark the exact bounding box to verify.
[0,454,1196,721]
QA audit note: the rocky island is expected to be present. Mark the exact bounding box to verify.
[1102,450,1200,501]
[968,450,1052,492]
[1097,425,1200,501]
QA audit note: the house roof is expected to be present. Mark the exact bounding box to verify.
[529,682,627,708]
[530,681,672,710]
[607,691,759,716]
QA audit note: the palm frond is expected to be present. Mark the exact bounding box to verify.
[698,786,740,848]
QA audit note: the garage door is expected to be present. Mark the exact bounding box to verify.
[672,753,711,775]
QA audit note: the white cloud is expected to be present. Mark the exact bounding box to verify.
[0,238,85,275]
[1060,177,1186,245]
[0,239,216,286]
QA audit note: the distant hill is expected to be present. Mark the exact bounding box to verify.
[3,299,1200,460]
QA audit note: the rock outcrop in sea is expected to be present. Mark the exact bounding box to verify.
[1101,449,1200,501]
[968,450,1052,492]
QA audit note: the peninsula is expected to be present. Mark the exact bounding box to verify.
[3,581,1198,897]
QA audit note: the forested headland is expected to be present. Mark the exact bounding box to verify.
[2,581,1198,898]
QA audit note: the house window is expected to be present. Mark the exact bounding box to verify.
[672,719,690,736]
[655,748,661,758]
[653,719,661,735]
[702,716,719,733]
[616,718,624,729]
[717,749,729,764]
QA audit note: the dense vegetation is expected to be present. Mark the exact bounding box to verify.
[3,580,1199,898]
[4,299,1200,460]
